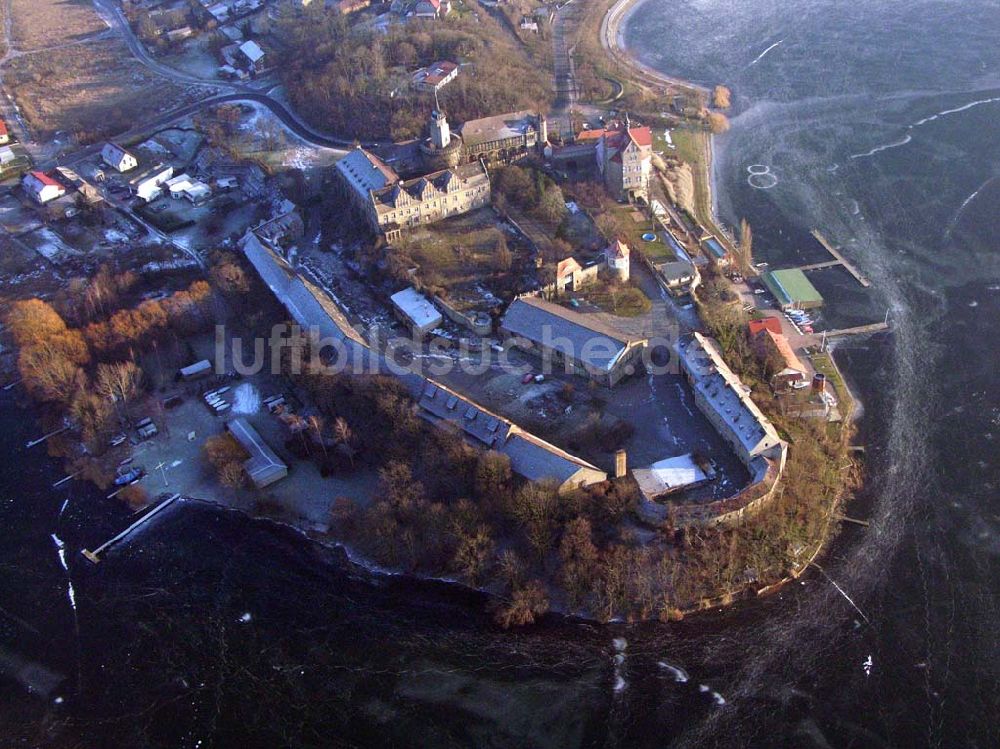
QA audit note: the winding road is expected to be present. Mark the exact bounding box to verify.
[88,0,359,151]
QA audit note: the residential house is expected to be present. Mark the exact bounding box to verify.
[130,164,174,202]
[337,0,371,13]
[165,173,212,204]
[548,256,599,294]
[22,171,65,204]
[595,120,652,203]
[413,0,450,18]
[237,40,265,72]
[753,328,807,391]
[101,142,138,173]
[411,61,459,92]
[0,118,9,145]
[0,144,31,180]
[500,295,647,387]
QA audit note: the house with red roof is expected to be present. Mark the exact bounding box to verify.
[0,118,9,146]
[22,171,66,204]
[747,317,783,337]
[393,0,450,18]
[596,119,652,203]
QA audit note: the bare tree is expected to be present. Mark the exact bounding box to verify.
[308,414,328,458]
[333,416,352,445]
[737,218,754,275]
[95,361,143,418]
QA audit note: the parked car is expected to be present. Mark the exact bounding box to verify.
[522,372,534,384]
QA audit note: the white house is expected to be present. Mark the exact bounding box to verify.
[101,142,138,173]
[238,40,265,71]
[22,171,65,204]
[132,164,174,202]
[165,173,212,204]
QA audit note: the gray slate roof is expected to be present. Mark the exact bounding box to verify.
[501,296,639,373]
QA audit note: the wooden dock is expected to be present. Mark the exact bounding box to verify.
[808,230,871,287]
[82,493,180,564]
[824,322,890,339]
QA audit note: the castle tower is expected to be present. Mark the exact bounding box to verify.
[419,105,463,171]
[538,113,549,151]
[430,108,451,149]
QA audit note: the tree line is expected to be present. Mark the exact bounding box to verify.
[274,6,552,141]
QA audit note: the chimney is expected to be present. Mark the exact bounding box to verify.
[812,372,827,393]
[614,449,627,479]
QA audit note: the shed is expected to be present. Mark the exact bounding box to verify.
[762,269,824,310]
[178,359,212,380]
[390,287,443,337]
[632,453,711,501]
[225,417,288,488]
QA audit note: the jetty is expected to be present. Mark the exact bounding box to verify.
[790,231,870,288]
[82,493,180,564]
[823,322,890,339]
[25,425,69,448]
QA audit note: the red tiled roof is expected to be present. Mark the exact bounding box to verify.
[29,171,60,188]
[627,126,652,147]
[575,128,605,141]
[748,317,783,337]
[0,120,8,136]
[763,329,806,373]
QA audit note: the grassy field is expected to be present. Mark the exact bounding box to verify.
[809,350,855,419]
[10,0,107,50]
[401,209,527,307]
[571,281,652,317]
[6,40,194,141]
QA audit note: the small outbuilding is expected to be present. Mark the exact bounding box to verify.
[225,417,288,488]
[632,453,712,501]
[390,287,443,338]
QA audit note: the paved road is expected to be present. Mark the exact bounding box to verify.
[601,0,710,96]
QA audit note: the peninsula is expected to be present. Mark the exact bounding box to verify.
[0,0,860,625]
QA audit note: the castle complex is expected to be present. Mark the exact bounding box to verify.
[337,107,550,239]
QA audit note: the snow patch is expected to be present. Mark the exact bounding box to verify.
[231,383,261,414]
